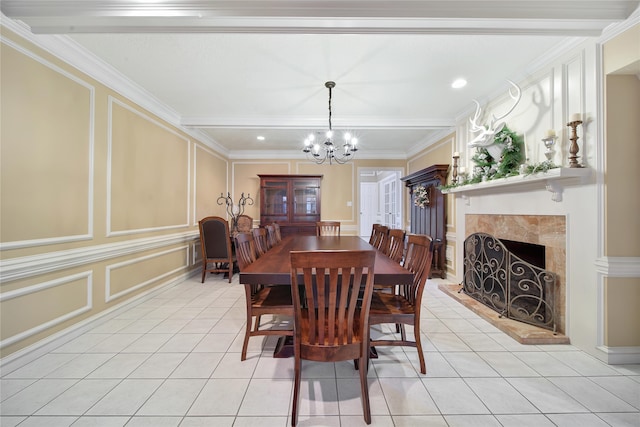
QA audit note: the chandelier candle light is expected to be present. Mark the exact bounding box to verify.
[303,81,358,165]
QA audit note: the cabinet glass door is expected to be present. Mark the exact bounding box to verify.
[262,181,288,217]
[293,180,319,222]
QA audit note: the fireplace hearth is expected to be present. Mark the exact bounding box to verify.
[463,232,557,331]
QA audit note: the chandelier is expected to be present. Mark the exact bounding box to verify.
[303,81,358,164]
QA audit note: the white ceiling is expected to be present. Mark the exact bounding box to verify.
[3,1,639,159]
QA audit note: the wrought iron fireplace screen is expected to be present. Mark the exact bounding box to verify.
[462,233,557,331]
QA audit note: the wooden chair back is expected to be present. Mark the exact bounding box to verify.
[235,214,253,234]
[316,221,341,236]
[369,224,389,251]
[198,216,235,283]
[272,222,282,243]
[265,224,278,247]
[252,227,270,256]
[289,249,376,425]
[234,232,257,270]
[384,228,406,263]
[402,234,434,303]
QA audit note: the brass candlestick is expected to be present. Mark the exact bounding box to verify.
[566,119,583,168]
[452,152,460,184]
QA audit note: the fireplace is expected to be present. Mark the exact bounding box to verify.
[462,233,557,331]
[465,214,566,335]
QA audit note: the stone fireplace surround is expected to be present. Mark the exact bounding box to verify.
[465,214,567,335]
[440,213,570,344]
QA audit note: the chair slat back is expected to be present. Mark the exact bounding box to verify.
[252,227,270,256]
[384,228,406,263]
[272,222,282,243]
[290,250,375,347]
[316,221,341,236]
[265,224,278,247]
[400,234,434,305]
[369,224,389,251]
[234,232,257,271]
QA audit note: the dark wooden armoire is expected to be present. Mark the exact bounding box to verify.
[401,164,449,279]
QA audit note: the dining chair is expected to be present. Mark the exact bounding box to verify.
[272,222,283,243]
[316,220,341,236]
[369,234,433,374]
[265,224,278,247]
[235,214,253,234]
[369,224,389,251]
[198,216,236,283]
[252,227,270,256]
[289,249,376,426]
[383,228,406,263]
[235,232,293,361]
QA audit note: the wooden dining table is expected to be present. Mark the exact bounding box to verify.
[239,234,414,357]
[239,234,414,286]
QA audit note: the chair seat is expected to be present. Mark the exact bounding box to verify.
[252,285,293,310]
[369,292,416,323]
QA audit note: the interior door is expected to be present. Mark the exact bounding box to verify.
[359,182,378,236]
[381,175,401,229]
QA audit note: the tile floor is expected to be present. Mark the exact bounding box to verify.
[1,274,639,427]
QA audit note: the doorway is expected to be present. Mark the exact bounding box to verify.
[358,168,404,237]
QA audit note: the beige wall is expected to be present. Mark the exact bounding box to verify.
[604,74,640,257]
[602,25,640,349]
[605,278,640,347]
[230,159,405,235]
[0,27,226,357]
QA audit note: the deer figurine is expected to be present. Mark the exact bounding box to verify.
[468,80,522,160]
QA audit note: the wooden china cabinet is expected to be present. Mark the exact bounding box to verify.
[401,164,449,279]
[258,174,323,237]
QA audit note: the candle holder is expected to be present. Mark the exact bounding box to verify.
[217,192,254,232]
[566,119,583,168]
[542,135,557,161]
[452,153,460,184]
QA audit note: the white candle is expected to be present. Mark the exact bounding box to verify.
[546,129,556,138]
[453,151,460,158]
[570,113,581,122]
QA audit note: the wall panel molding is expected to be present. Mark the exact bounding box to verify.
[107,96,191,236]
[0,232,198,283]
[0,271,92,349]
[0,36,95,250]
[595,257,640,277]
[105,245,189,302]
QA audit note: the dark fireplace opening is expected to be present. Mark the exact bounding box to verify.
[500,239,545,269]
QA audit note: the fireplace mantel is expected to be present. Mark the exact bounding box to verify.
[442,167,590,203]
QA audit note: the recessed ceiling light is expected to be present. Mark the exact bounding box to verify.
[257,136,265,141]
[451,78,467,89]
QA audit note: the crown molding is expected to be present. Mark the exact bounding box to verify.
[3,1,638,36]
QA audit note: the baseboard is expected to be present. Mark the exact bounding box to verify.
[596,345,640,365]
